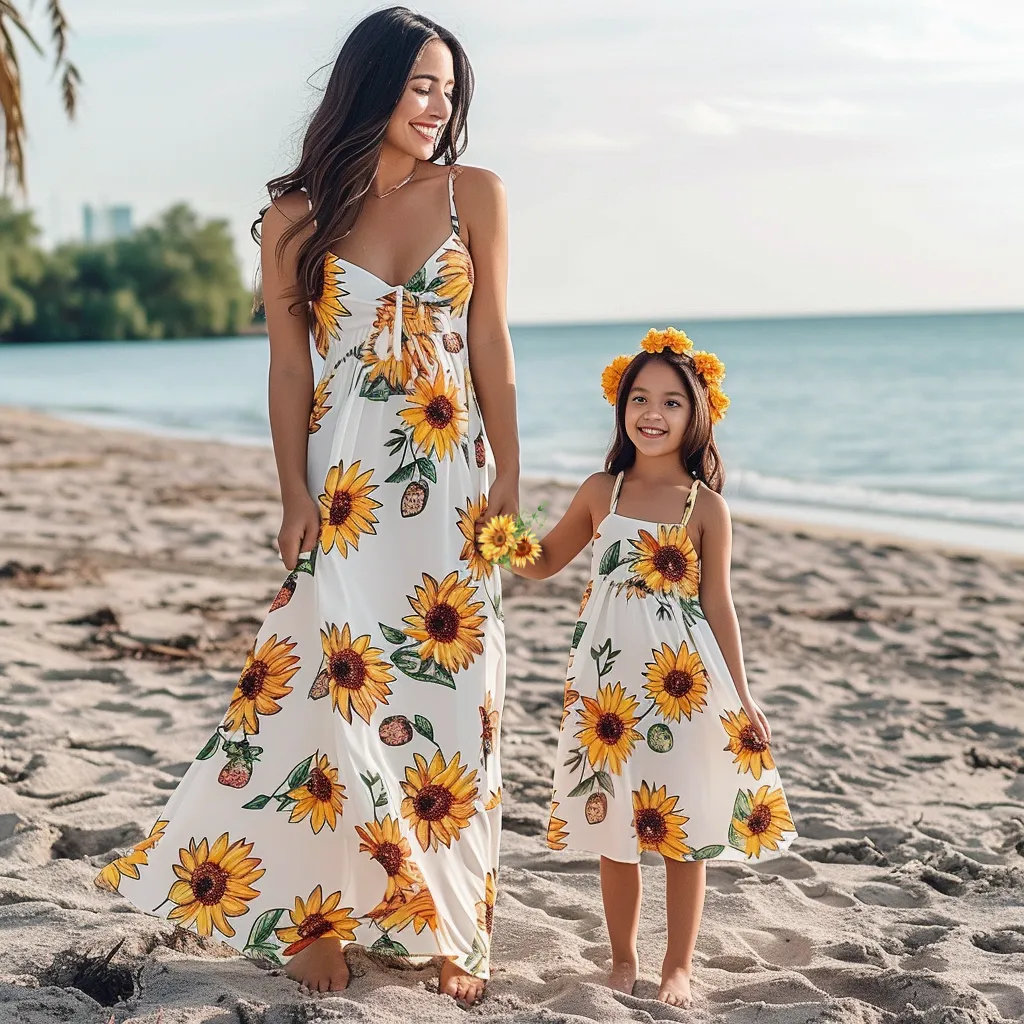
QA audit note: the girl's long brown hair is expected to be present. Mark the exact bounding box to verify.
[605,350,726,492]
[251,7,474,311]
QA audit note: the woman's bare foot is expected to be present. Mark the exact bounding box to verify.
[658,961,693,1007]
[439,959,485,1005]
[285,938,350,993]
[607,957,638,994]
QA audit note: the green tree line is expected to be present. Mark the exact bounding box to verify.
[0,199,255,342]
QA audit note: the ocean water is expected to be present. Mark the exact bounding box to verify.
[1,311,1022,552]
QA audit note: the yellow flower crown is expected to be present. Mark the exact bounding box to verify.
[600,327,730,424]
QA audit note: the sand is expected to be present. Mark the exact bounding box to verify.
[1,405,1023,1024]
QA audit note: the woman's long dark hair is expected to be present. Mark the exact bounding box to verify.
[251,7,474,311]
[605,350,726,492]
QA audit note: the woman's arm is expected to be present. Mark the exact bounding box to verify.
[260,194,321,570]
[698,491,771,743]
[511,474,608,580]
[458,167,520,522]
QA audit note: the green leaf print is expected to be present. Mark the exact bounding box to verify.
[370,933,410,957]
[414,715,435,742]
[426,276,445,294]
[598,541,622,577]
[359,375,392,401]
[275,796,298,812]
[691,845,725,860]
[406,266,428,293]
[246,944,283,964]
[731,788,754,821]
[196,732,221,760]
[595,770,615,796]
[567,776,596,799]
[571,621,586,649]
[728,822,747,853]
[416,458,437,484]
[247,908,284,948]
[379,622,409,645]
[242,794,272,810]
[392,647,456,688]
[385,462,418,485]
[286,755,315,791]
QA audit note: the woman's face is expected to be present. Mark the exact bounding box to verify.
[385,38,455,160]
[624,359,693,460]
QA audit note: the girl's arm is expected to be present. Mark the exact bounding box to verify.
[261,194,321,571]
[458,167,520,522]
[698,492,772,743]
[511,474,608,580]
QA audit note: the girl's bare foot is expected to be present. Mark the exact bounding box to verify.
[439,959,485,1005]
[607,957,638,994]
[658,961,693,1007]
[285,938,350,993]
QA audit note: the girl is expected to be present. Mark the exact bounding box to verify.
[512,329,796,1008]
[96,7,517,1006]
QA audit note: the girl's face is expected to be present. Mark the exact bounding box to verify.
[384,39,455,161]
[624,359,693,460]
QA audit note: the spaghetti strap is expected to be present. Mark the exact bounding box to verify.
[448,167,461,236]
[680,478,701,527]
[609,472,625,513]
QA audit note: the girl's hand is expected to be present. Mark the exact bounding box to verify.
[479,474,520,534]
[741,697,772,746]
[278,490,321,570]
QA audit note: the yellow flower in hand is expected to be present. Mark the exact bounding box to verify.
[509,531,542,568]
[478,514,517,562]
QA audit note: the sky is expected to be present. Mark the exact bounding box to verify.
[17,0,1024,322]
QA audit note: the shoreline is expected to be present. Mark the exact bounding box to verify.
[2,403,1022,559]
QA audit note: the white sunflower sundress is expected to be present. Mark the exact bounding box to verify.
[547,474,797,864]
[97,168,505,978]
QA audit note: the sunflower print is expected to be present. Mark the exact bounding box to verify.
[475,872,497,936]
[400,366,468,462]
[435,243,474,318]
[577,580,593,618]
[318,460,382,558]
[643,641,709,722]
[403,570,486,674]
[546,803,569,850]
[479,691,499,767]
[165,833,264,938]
[309,373,333,434]
[313,622,394,724]
[362,295,438,390]
[311,253,351,358]
[368,884,440,935]
[285,752,347,833]
[632,782,692,860]
[223,634,300,735]
[400,749,479,852]
[731,786,795,858]
[561,681,580,728]
[628,524,700,597]
[575,681,642,775]
[456,494,492,580]
[484,787,502,810]
[275,885,359,956]
[355,815,424,900]
[721,709,775,780]
[96,819,168,892]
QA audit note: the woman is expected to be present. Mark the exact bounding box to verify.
[96,7,517,1005]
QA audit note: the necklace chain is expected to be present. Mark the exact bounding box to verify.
[373,161,418,199]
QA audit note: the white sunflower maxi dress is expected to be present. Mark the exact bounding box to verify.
[97,169,505,978]
[546,474,797,864]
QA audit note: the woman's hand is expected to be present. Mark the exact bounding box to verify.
[278,489,321,570]
[480,473,520,530]
[741,696,772,746]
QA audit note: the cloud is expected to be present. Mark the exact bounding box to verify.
[672,98,871,137]
[526,130,637,153]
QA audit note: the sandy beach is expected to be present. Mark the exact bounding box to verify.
[1,405,1023,1023]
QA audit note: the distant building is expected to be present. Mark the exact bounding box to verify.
[83,204,134,244]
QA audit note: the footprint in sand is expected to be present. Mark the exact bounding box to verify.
[972,927,1024,954]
